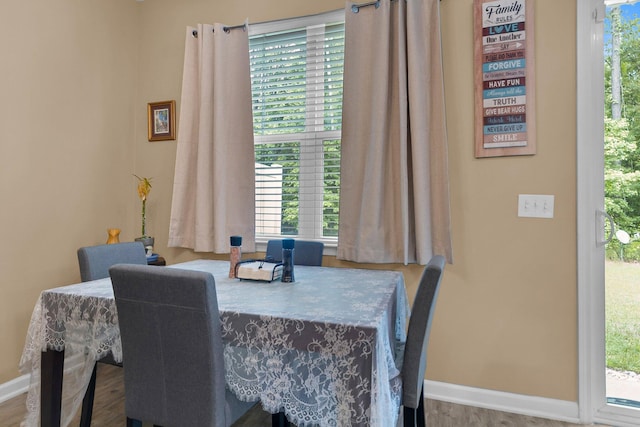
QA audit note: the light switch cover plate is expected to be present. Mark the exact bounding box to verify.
[518,194,554,218]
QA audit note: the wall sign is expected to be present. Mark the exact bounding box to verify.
[474,0,535,158]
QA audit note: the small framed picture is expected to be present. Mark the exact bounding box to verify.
[147,100,176,141]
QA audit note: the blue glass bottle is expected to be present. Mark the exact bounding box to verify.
[281,239,295,282]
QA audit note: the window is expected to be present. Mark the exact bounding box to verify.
[249,11,344,243]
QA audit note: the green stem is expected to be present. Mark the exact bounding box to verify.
[141,200,146,237]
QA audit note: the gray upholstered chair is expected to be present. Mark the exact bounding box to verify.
[265,239,324,266]
[76,242,148,427]
[109,264,256,427]
[400,255,446,427]
[78,242,148,282]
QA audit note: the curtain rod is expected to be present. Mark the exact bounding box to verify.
[191,23,247,38]
[223,23,248,33]
[351,0,380,13]
[351,0,442,13]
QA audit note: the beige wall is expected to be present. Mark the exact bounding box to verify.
[0,0,140,381]
[0,0,578,404]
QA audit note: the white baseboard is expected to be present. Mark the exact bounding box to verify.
[0,375,581,424]
[425,380,581,424]
[0,373,29,404]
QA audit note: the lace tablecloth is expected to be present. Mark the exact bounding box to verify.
[19,259,408,427]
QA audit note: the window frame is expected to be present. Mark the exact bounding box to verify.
[249,10,345,253]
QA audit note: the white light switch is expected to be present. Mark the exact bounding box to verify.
[518,194,554,218]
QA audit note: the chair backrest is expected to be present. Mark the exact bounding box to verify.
[110,264,229,427]
[77,242,148,282]
[402,255,446,410]
[265,239,324,266]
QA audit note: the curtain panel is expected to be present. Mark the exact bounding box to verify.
[338,0,452,265]
[169,23,256,253]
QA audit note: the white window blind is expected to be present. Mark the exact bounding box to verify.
[249,12,344,242]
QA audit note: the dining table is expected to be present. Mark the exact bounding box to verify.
[19,259,409,427]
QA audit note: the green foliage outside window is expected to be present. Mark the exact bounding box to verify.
[251,22,344,239]
[605,13,640,261]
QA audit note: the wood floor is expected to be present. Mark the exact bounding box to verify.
[0,363,605,426]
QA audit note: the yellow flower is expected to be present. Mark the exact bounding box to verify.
[134,175,152,202]
[134,175,152,237]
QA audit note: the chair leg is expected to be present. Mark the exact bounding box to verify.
[403,386,426,427]
[272,411,290,427]
[126,417,143,427]
[79,363,97,427]
[416,386,426,427]
[404,406,416,427]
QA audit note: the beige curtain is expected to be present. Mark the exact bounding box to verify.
[338,0,452,264]
[169,23,256,253]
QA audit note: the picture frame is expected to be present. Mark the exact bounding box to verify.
[147,100,176,141]
[473,0,536,158]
